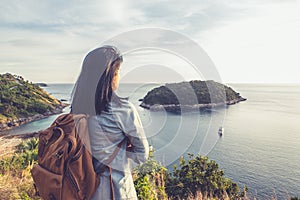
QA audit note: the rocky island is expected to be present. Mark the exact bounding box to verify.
[0,73,68,132]
[140,80,246,113]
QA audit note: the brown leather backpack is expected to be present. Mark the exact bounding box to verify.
[31,113,99,200]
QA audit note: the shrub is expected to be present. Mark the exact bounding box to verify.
[166,153,241,199]
[133,151,168,200]
[0,138,39,174]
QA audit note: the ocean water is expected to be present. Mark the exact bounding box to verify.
[3,83,299,199]
[208,84,300,199]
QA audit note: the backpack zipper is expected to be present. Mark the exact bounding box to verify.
[67,169,80,193]
[70,146,83,162]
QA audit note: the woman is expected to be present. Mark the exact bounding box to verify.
[71,45,149,200]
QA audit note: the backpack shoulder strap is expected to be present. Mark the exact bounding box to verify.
[107,138,126,200]
[106,138,126,165]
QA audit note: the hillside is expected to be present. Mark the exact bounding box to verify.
[0,73,66,131]
[140,80,246,113]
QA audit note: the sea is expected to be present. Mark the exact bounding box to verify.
[2,83,299,199]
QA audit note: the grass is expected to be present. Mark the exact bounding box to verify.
[0,138,40,200]
[0,162,40,200]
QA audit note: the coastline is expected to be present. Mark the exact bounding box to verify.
[140,97,247,113]
[0,103,69,133]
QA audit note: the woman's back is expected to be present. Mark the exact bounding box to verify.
[71,46,149,199]
[89,95,149,199]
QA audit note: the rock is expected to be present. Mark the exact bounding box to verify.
[34,83,48,87]
[0,103,68,132]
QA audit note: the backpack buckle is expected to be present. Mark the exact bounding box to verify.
[33,183,40,196]
[55,150,64,159]
[43,138,48,145]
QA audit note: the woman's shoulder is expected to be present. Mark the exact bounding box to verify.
[109,99,140,128]
[111,92,136,111]
[111,97,136,114]
[89,99,135,124]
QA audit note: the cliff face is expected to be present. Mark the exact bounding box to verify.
[0,73,66,131]
[140,80,246,113]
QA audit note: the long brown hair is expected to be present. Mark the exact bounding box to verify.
[95,57,123,115]
[70,46,123,116]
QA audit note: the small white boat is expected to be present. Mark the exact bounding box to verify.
[218,127,224,136]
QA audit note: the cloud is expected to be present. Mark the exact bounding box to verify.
[0,0,258,34]
[0,0,299,83]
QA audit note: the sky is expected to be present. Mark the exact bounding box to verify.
[0,0,300,83]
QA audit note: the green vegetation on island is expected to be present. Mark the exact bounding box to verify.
[140,80,246,113]
[0,73,67,132]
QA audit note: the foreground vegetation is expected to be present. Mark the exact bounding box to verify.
[0,138,298,200]
[0,138,39,199]
[1,138,241,199]
[133,152,246,200]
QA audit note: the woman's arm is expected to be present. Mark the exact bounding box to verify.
[116,102,149,164]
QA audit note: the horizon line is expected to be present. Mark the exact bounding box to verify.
[40,81,300,85]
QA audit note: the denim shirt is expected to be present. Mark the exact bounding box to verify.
[89,98,149,200]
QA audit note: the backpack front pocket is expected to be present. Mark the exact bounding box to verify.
[31,164,63,200]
